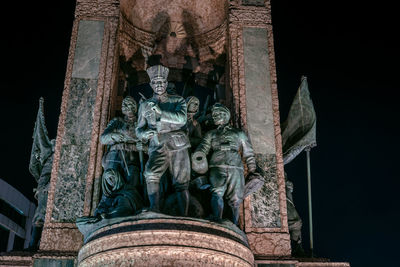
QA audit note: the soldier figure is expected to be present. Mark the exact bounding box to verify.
[185,96,202,149]
[95,96,143,218]
[193,103,256,225]
[136,65,191,216]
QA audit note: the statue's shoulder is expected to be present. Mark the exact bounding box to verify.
[105,117,124,128]
[168,94,185,102]
[109,117,124,124]
[227,126,245,136]
[138,99,153,110]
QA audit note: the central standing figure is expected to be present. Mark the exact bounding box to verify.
[136,65,191,216]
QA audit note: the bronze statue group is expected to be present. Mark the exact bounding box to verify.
[96,65,258,226]
[29,65,304,255]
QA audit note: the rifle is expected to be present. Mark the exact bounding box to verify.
[137,92,147,185]
[197,95,210,124]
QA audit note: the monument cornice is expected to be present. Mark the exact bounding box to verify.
[75,0,120,18]
[229,7,271,26]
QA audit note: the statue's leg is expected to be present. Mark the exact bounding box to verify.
[225,168,245,225]
[209,167,227,222]
[28,224,43,250]
[144,148,168,212]
[170,149,190,216]
[287,199,304,256]
[146,181,161,212]
[210,193,224,223]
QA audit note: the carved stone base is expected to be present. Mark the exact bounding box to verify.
[77,214,254,266]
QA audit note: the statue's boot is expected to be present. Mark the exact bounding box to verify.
[230,204,240,226]
[147,182,160,212]
[28,225,43,250]
[291,238,306,257]
[210,194,224,223]
[176,189,189,216]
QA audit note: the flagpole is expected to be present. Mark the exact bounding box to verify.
[306,148,314,257]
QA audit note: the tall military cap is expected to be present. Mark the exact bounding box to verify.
[146,65,169,80]
[211,103,231,118]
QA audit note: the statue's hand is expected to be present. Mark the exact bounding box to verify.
[111,133,125,143]
[143,129,157,140]
[148,102,162,115]
[247,166,257,174]
[136,141,143,151]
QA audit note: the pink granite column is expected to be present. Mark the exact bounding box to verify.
[227,0,291,257]
[40,0,120,253]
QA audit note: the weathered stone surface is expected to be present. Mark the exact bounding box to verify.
[52,78,98,222]
[77,211,248,244]
[250,154,281,228]
[257,264,295,267]
[72,20,104,79]
[242,27,280,228]
[40,227,83,251]
[247,232,291,256]
[33,258,75,267]
[77,217,254,267]
[242,0,265,6]
[243,27,275,154]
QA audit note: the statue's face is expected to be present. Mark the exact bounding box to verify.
[122,97,137,117]
[150,77,168,95]
[212,109,230,125]
[188,98,200,113]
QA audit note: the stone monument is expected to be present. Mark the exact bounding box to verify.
[0,1,350,266]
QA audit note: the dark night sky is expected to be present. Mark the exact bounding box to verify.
[1,1,399,266]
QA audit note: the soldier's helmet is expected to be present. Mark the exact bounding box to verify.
[211,103,231,121]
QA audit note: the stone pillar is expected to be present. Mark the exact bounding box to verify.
[228,0,291,257]
[40,0,120,253]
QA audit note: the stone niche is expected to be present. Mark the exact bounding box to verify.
[40,0,291,263]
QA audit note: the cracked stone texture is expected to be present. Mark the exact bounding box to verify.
[51,19,105,222]
[247,232,291,256]
[52,78,98,222]
[250,154,281,228]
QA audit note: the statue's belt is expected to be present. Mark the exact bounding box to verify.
[213,147,238,152]
[209,164,243,170]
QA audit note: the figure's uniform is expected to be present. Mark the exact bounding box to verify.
[100,117,140,187]
[97,116,143,217]
[136,93,190,193]
[195,125,256,206]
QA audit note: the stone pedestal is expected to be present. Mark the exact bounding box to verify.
[76,214,254,266]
